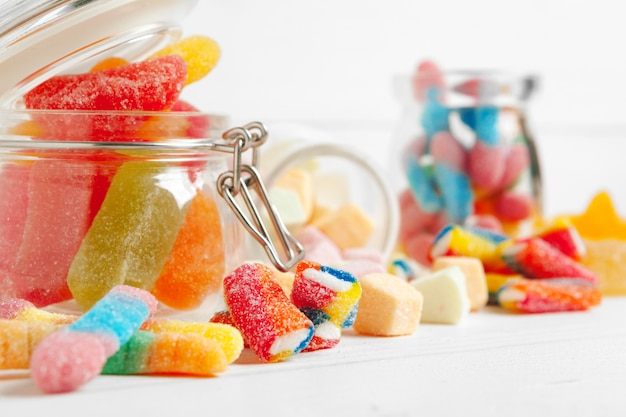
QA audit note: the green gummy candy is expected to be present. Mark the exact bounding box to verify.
[67,162,194,310]
[102,331,154,375]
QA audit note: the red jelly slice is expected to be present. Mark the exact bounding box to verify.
[23,55,187,141]
[12,159,97,306]
[0,164,30,298]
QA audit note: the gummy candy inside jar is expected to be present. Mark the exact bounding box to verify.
[0,0,301,320]
[0,110,252,319]
[390,61,542,267]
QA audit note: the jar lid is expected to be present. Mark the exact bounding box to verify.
[0,0,198,107]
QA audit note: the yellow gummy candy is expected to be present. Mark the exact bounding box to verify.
[150,35,221,85]
[67,162,193,310]
[142,319,244,364]
[566,191,626,241]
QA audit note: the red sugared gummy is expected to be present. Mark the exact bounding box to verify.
[12,160,96,306]
[501,238,599,284]
[430,131,468,173]
[0,164,30,292]
[494,191,533,221]
[498,143,530,189]
[23,55,187,141]
[469,140,506,190]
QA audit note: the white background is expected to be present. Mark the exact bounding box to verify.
[181,0,626,217]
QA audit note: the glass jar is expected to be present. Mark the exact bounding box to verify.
[390,65,541,266]
[0,0,304,319]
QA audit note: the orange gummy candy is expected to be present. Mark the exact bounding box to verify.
[89,57,129,72]
[151,190,225,310]
[568,191,626,240]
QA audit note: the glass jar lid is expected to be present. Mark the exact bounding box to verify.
[0,0,198,107]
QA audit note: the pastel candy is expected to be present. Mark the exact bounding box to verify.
[501,237,599,284]
[353,272,423,336]
[151,189,225,310]
[270,168,314,228]
[313,203,374,250]
[431,256,488,311]
[410,266,471,324]
[223,263,314,362]
[291,261,361,351]
[30,285,157,393]
[294,225,343,265]
[496,278,602,313]
[67,162,194,310]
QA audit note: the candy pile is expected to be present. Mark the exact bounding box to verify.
[397,60,538,267]
[0,35,225,311]
[268,165,387,277]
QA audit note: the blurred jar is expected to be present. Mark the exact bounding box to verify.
[390,61,541,266]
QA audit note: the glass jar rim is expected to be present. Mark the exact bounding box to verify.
[0,109,231,146]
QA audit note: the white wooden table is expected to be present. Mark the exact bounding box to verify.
[2,297,625,416]
[2,122,625,416]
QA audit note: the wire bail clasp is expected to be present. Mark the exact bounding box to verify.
[216,122,305,271]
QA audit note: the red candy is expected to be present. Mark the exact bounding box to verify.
[223,263,314,362]
[501,238,599,284]
[24,56,187,141]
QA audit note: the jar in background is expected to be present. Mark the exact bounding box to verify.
[390,62,541,266]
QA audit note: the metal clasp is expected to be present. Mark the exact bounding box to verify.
[216,122,305,271]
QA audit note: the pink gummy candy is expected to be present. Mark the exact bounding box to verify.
[24,55,187,141]
[430,131,468,173]
[498,143,530,189]
[468,140,506,191]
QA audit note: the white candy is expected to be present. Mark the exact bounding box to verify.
[410,266,471,324]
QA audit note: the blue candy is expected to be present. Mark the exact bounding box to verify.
[457,106,500,145]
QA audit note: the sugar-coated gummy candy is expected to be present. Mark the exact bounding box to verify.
[566,191,626,240]
[412,60,445,103]
[431,256,488,312]
[500,237,599,285]
[535,218,586,260]
[102,330,229,376]
[24,56,187,140]
[468,140,506,191]
[0,320,61,370]
[151,190,225,310]
[150,35,221,86]
[458,106,500,146]
[410,266,471,325]
[429,224,510,273]
[496,278,602,313]
[223,263,314,362]
[30,285,157,393]
[353,272,423,336]
[582,239,626,295]
[294,225,343,265]
[67,162,194,310]
[141,319,244,364]
[0,298,77,325]
[291,260,361,351]
[12,160,96,307]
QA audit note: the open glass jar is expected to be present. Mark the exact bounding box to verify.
[391,65,542,266]
[0,0,305,319]
[0,112,304,319]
